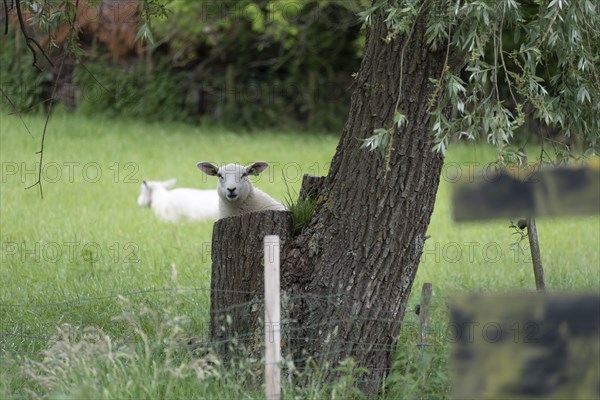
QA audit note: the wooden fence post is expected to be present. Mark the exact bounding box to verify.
[264,235,281,400]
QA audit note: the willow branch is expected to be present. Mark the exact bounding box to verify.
[24,50,66,198]
[3,0,9,35]
[15,0,54,70]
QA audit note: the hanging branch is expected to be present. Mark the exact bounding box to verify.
[22,0,80,199]
[24,50,66,199]
[14,0,54,70]
[3,0,10,35]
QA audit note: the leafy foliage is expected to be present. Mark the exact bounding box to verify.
[6,0,599,139]
[361,110,407,175]
[72,59,190,122]
[360,0,599,159]
[385,345,450,399]
[146,0,365,129]
[0,30,52,113]
[285,196,316,235]
[4,0,364,130]
[361,128,392,158]
[432,0,599,157]
[282,177,316,235]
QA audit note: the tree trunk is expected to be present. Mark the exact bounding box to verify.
[281,8,461,395]
[210,5,462,397]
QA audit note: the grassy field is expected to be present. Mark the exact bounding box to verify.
[1,112,599,398]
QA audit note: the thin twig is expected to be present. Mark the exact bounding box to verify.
[492,13,506,160]
[538,6,559,48]
[0,86,34,138]
[493,15,502,106]
[498,5,517,108]
[427,7,454,114]
[24,50,66,198]
[8,97,53,114]
[383,2,426,181]
[77,61,112,94]
[22,0,82,199]
[394,2,427,115]
[540,134,546,167]
[541,134,571,149]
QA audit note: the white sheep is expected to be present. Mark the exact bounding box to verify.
[137,178,219,223]
[196,161,286,219]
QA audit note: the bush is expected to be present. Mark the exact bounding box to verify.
[73,59,191,123]
[0,31,53,113]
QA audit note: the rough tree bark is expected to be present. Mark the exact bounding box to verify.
[210,211,293,356]
[211,5,463,396]
[281,8,462,394]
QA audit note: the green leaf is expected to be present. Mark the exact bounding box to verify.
[135,23,155,44]
[577,86,591,103]
[361,127,392,158]
[394,111,407,128]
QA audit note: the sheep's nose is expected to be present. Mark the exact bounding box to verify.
[227,188,237,200]
[226,187,238,199]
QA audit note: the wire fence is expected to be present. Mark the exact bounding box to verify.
[6,287,595,400]
[0,285,436,369]
[0,280,458,400]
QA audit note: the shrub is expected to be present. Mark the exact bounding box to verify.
[0,31,53,114]
[73,59,190,123]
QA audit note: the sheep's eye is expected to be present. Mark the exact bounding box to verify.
[217,173,223,179]
[241,173,248,178]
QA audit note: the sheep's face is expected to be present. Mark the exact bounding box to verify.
[137,182,152,206]
[137,179,176,207]
[197,162,269,204]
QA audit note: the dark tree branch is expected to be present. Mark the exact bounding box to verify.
[24,50,66,199]
[14,0,54,70]
[17,0,81,199]
[3,0,10,35]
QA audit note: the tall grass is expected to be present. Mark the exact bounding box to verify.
[1,112,598,398]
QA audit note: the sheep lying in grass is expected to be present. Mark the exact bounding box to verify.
[196,162,286,219]
[137,179,219,223]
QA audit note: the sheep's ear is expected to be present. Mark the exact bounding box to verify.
[197,162,220,176]
[246,162,269,176]
[162,178,176,189]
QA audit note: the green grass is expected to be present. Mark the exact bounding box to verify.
[1,112,599,399]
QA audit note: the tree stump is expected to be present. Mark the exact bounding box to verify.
[210,210,293,357]
[298,174,326,201]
